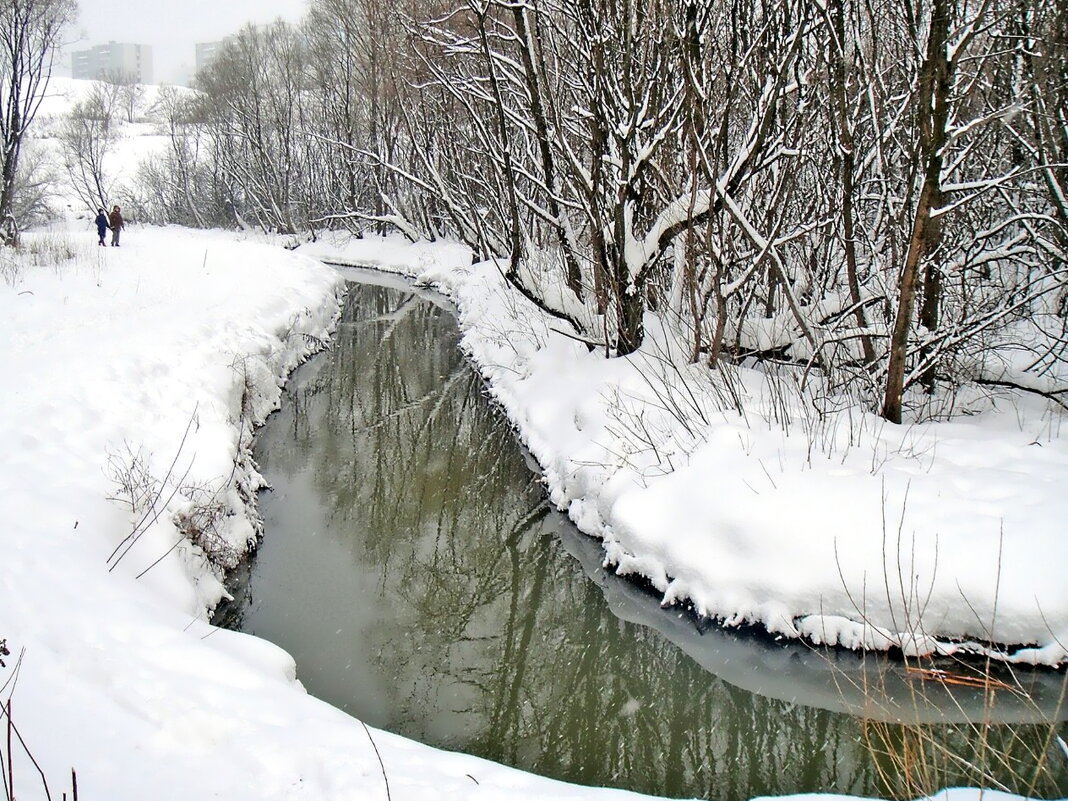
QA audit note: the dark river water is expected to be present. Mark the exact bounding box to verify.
[216,273,1068,801]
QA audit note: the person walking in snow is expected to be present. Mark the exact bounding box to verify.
[108,205,124,247]
[94,208,108,246]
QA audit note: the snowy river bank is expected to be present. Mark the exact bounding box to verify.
[300,233,1068,668]
[215,273,1067,800]
[0,227,680,800]
[0,224,1063,800]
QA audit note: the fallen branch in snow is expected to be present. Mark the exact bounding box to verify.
[974,378,1068,411]
[903,665,1019,692]
[547,325,605,350]
[494,261,591,349]
[308,209,423,244]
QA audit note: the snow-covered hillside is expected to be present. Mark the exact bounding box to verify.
[25,77,181,225]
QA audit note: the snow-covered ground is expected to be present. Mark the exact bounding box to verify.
[0,225,681,800]
[301,233,1068,668]
[1,76,1062,800]
[2,226,1059,801]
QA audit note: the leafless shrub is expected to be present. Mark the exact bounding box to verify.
[600,335,750,480]
[105,410,240,576]
[0,0,75,239]
[854,649,1068,799]
[0,646,81,801]
[9,145,59,228]
[173,484,240,571]
[0,251,20,286]
[22,231,77,268]
[59,81,124,213]
[105,443,158,515]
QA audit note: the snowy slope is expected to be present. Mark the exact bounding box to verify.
[302,233,1068,668]
[0,226,670,800]
[26,77,177,224]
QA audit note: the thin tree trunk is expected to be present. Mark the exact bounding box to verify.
[828,0,876,365]
[883,180,937,423]
[511,6,585,300]
[882,0,951,422]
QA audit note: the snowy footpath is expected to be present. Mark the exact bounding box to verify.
[0,226,672,800]
[302,233,1068,669]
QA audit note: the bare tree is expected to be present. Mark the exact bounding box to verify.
[195,21,312,233]
[877,0,1068,421]
[135,85,215,227]
[140,0,1068,421]
[881,0,954,423]
[8,138,55,224]
[102,70,145,124]
[0,0,74,243]
[60,80,123,213]
[403,0,824,355]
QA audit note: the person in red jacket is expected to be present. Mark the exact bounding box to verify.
[108,205,124,247]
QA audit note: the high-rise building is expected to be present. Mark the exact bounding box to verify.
[196,23,293,78]
[195,41,221,74]
[71,42,153,84]
[194,36,238,76]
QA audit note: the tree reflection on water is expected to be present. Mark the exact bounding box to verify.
[218,281,1067,801]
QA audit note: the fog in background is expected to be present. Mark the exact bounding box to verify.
[63,0,308,84]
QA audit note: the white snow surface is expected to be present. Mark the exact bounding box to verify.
[303,232,1068,667]
[0,226,673,800]
[1,76,1062,800]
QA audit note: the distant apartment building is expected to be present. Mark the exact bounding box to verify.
[194,40,224,74]
[196,23,292,78]
[195,36,240,76]
[71,42,153,84]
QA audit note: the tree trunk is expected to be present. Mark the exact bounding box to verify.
[828,0,876,366]
[882,180,937,423]
[0,154,18,245]
[615,280,645,356]
[882,0,951,423]
[511,6,585,300]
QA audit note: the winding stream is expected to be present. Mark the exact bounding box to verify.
[215,273,1068,801]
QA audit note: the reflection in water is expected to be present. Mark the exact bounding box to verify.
[216,278,1068,801]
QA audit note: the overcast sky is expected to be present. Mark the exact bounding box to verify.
[65,0,308,84]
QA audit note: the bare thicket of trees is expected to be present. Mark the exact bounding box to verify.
[109,71,145,123]
[147,0,1068,423]
[60,80,123,212]
[8,141,56,224]
[0,0,75,244]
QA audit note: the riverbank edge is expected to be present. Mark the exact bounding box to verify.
[203,278,349,597]
[301,238,1068,671]
[6,228,707,801]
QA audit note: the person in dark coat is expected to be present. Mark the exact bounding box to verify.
[94,208,108,246]
[108,205,124,247]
